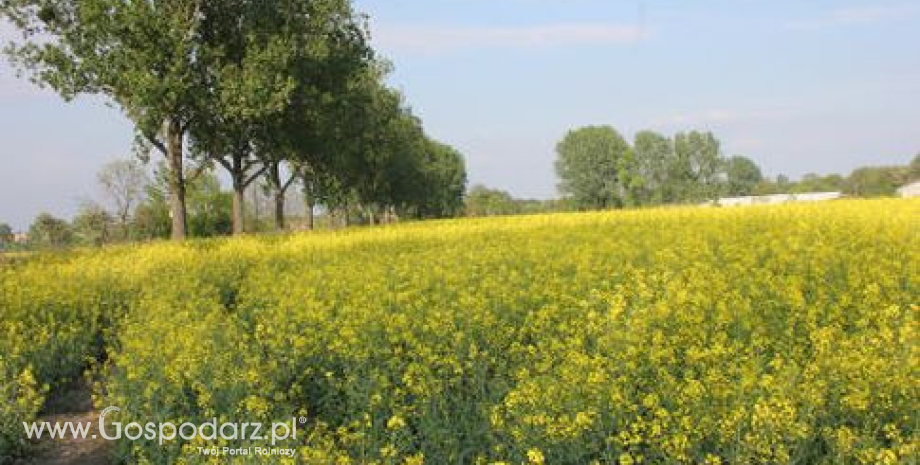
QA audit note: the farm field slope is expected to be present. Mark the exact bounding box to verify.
[1,199,918,464]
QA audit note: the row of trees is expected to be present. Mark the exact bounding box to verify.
[555,126,763,209]
[463,129,918,217]
[2,0,465,241]
[554,126,920,210]
[5,142,467,250]
[753,155,920,197]
[464,185,568,217]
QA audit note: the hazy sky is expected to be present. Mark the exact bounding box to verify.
[2,0,919,230]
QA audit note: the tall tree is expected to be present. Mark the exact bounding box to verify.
[259,19,372,230]
[134,162,232,239]
[1,0,215,240]
[72,201,113,247]
[191,0,372,233]
[28,213,73,249]
[188,0,295,234]
[414,140,468,219]
[555,126,633,209]
[0,223,13,248]
[724,155,763,196]
[290,67,423,224]
[97,159,149,240]
[632,131,673,205]
[671,131,724,202]
[844,166,904,197]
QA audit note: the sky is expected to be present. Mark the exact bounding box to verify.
[1,0,919,230]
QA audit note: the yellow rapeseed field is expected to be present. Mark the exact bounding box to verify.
[1,199,918,464]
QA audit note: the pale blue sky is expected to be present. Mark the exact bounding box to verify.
[2,0,919,230]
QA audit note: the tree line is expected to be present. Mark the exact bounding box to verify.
[464,126,919,216]
[1,0,466,242]
[553,126,764,209]
[3,143,468,250]
[552,126,919,211]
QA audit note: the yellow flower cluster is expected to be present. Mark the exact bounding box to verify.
[1,199,917,464]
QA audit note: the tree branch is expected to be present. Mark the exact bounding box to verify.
[147,135,167,156]
[243,165,269,188]
[281,172,297,193]
[214,156,233,173]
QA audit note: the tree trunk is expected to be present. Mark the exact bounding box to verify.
[303,189,314,231]
[165,120,187,241]
[232,174,246,235]
[273,192,285,231]
[268,162,287,231]
[367,206,376,226]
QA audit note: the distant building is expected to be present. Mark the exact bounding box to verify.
[13,233,29,244]
[713,192,843,207]
[897,181,920,198]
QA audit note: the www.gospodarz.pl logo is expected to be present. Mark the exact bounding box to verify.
[24,406,305,458]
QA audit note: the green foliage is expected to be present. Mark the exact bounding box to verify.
[27,213,73,249]
[754,154,916,199]
[555,126,634,209]
[466,185,519,216]
[0,223,13,248]
[2,0,471,237]
[187,174,234,237]
[843,166,908,197]
[71,202,114,247]
[414,140,468,219]
[1,0,204,136]
[134,164,232,240]
[464,186,563,217]
[632,131,673,205]
[724,155,764,196]
[672,131,724,202]
[790,173,845,194]
[558,127,745,207]
[97,159,149,240]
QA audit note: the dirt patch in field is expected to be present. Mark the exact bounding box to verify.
[14,378,112,465]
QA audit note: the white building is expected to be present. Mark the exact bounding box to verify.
[713,192,843,207]
[896,181,920,198]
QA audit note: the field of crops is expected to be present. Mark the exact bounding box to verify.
[1,199,917,464]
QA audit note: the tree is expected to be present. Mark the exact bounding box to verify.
[724,156,763,196]
[28,213,73,249]
[0,0,221,240]
[134,162,232,239]
[188,0,292,235]
[776,174,792,193]
[98,159,149,240]
[296,162,334,231]
[0,223,13,249]
[632,131,673,205]
[414,140,468,219]
[465,185,519,217]
[844,166,903,197]
[257,0,373,231]
[791,173,844,193]
[671,131,724,202]
[909,153,920,180]
[555,126,633,209]
[72,201,114,247]
[187,173,233,237]
[189,0,372,234]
